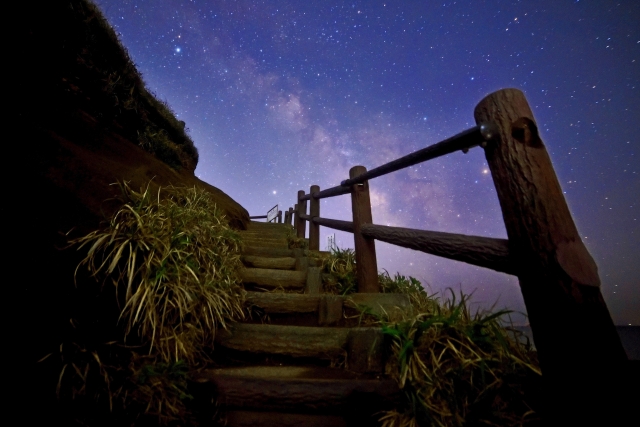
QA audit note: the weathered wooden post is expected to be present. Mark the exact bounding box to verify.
[309,185,320,250]
[296,190,307,239]
[288,207,294,226]
[350,166,379,293]
[293,203,299,230]
[277,210,282,223]
[474,88,627,422]
[284,209,290,225]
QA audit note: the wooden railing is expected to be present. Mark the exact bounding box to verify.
[280,89,627,415]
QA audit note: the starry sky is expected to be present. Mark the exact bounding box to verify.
[94,0,639,325]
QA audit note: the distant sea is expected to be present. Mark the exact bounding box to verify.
[511,326,640,360]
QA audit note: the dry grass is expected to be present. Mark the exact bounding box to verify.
[380,290,541,427]
[321,247,357,294]
[320,245,541,426]
[71,181,245,362]
[64,181,246,424]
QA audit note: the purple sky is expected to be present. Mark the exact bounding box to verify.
[94,0,639,325]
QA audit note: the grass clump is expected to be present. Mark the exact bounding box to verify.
[380,290,541,427]
[63,181,245,424]
[321,247,357,294]
[286,228,309,249]
[320,245,541,426]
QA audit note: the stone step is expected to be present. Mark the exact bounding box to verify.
[242,255,296,270]
[194,366,400,414]
[216,324,384,373]
[241,268,306,289]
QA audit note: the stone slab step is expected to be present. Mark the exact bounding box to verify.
[242,255,296,270]
[241,268,306,289]
[195,366,400,412]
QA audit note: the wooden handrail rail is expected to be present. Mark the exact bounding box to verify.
[299,124,497,202]
[341,123,497,187]
[312,217,354,233]
[305,218,516,275]
[360,224,516,275]
[300,184,351,201]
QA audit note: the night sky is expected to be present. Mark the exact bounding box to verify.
[94,0,638,325]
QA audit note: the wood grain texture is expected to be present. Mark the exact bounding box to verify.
[349,166,380,293]
[241,255,296,270]
[244,291,320,313]
[217,324,349,358]
[312,217,354,233]
[474,89,626,420]
[240,268,306,288]
[360,224,516,275]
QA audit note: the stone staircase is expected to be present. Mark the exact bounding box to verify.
[193,221,410,426]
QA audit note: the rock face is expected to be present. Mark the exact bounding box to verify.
[11,1,248,419]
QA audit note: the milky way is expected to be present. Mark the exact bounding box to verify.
[95,0,639,325]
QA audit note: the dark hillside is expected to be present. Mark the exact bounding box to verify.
[9,1,249,421]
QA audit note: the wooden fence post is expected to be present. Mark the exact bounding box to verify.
[350,166,379,293]
[277,210,282,223]
[474,88,627,422]
[309,185,320,250]
[293,204,299,230]
[296,190,307,239]
[284,209,290,225]
[288,207,294,226]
